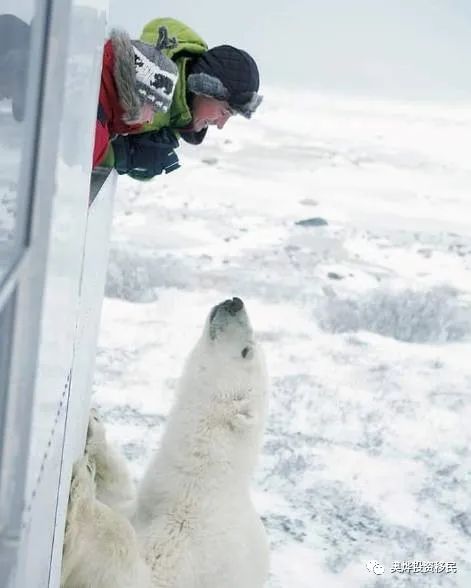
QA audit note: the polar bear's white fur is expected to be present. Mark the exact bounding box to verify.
[60,454,151,588]
[61,297,269,588]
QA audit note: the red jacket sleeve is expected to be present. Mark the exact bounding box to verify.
[93,118,110,167]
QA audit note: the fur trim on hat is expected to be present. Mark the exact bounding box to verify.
[110,29,143,123]
[235,92,263,119]
[187,72,229,102]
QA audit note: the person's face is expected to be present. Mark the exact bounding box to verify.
[138,102,155,124]
[127,102,155,126]
[191,95,233,132]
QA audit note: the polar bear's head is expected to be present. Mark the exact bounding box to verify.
[179,297,267,406]
[207,297,255,358]
[204,297,263,371]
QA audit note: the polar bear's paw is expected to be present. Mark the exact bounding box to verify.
[66,455,96,526]
[86,408,111,475]
[225,396,257,432]
[71,455,95,496]
[86,407,107,454]
[84,409,136,517]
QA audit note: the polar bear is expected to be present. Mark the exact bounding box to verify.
[61,297,269,588]
[60,453,151,588]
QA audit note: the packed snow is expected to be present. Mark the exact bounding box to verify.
[92,90,471,587]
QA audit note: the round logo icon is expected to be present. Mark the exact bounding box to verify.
[366,560,385,575]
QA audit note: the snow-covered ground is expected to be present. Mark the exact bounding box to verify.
[92,89,471,587]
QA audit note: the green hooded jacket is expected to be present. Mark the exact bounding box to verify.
[100,18,207,168]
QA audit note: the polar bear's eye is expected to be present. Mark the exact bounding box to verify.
[241,346,251,359]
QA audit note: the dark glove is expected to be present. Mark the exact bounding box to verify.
[112,127,180,180]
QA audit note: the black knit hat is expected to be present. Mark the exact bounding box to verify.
[187,45,262,118]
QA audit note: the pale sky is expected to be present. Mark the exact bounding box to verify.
[109,0,471,101]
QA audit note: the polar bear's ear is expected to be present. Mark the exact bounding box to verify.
[241,346,253,359]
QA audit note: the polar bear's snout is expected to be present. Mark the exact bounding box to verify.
[209,296,244,323]
[208,297,254,349]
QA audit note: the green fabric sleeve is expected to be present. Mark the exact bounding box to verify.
[99,144,115,167]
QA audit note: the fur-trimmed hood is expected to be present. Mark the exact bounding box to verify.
[109,29,144,123]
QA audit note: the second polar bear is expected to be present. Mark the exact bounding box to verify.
[62,296,270,588]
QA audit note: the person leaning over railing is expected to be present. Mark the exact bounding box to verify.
[94,18,262,181]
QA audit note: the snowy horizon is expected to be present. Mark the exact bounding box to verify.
[92,88,471,587]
